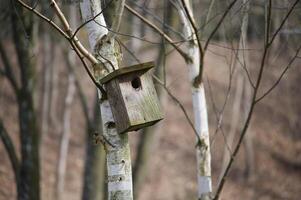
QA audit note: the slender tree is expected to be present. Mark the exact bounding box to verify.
[176,1,212,199]
[8,1,40,199]
[80,0,134,199]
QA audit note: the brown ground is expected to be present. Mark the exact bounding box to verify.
[0,41,301,200]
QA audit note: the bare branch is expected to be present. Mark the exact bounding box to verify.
[152,75,202,145]
[0,41,19,92]
[116,38,141,64]
[63,46,90,125]
[268,0,300,46]
[0,119,19,184]
[16,0,69,40]
[16,0,107,92]
[108,0,125,38]
[130,0,185,39]
[72,0,114,39]
[255,45,301,103]
[69,42,106,96]
[124,3,192,62]
[49,0,99,65]
[206,76,232,154]
[204,0,239,51]
[213,1,273,199]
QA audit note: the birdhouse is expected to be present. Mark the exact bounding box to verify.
[100,62,163,134]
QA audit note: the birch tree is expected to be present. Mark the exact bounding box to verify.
[80,0,133,199]
[176,1,212,199]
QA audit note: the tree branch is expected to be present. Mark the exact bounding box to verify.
[152,75,202,145]
[16,0,107,93]
[0,119,19,184]
[0,41,19,93]
[130,0,185,39]
[108,0,125,39]
[213,1,273,199]
[16,0,69,40]
[72,0,114,39]
[124,3,192,62]
[204,0,239,51]
[255,45,301,103]
[268,0,300,46]
[49,0,99,65]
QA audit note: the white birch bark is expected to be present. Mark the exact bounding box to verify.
[177,2,212,199]
[80,0,133,199]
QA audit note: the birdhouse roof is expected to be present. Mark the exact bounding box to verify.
[99,61,154,84]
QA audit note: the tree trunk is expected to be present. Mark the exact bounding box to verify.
[80,0,133,199]
[82,95,106,200]
[55,68,76,200]
[178,1,212,199]
[11,2,40,199]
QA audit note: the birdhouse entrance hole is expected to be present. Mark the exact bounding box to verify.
[131,77,142,90]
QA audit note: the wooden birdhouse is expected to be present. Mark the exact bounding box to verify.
[100,62,163,134]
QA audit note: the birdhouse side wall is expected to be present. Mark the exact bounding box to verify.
[105,79,131,133]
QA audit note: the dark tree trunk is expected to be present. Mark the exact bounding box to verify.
[10,1,40,199]
[82,95,106,200]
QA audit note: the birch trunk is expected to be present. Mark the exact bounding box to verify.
[178,1,212,199]
[80,0,133,199]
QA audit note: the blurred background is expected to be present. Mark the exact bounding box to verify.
[0,0,301,199]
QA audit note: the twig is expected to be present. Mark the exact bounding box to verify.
[206,76,232,154]
[124,3,192,62]
[72,0,114,39]
[130,0,185,39]
[16,0,69,40]
[69,41,106,96]
[255,45,301,103]
[17,0,109,94]
[268,0,300,46]
[107,0,125,39]
[49,0,98,65]
[0,41,19,93]
[0,120,19,184]
[116,38,141,64]
[204,0,239,51]
[63,46,90,125]
[16,0,108,92]
[152,75,202,145]
[213,1,273,199]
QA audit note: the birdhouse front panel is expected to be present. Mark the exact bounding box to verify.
[102,62,163,134]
